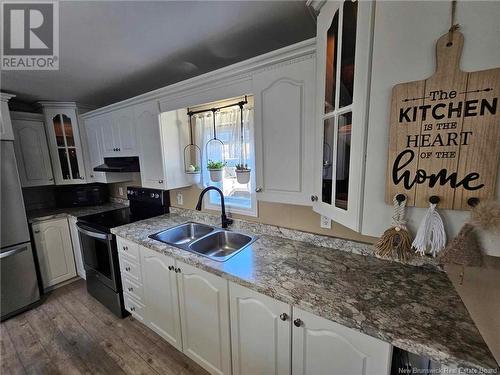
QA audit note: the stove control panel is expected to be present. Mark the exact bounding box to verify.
[127,186,168,206]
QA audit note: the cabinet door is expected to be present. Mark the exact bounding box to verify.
[112,107,138,156]
[0,97,14,140]
[134,101,166,189]
[43,106,87,185]
[140,246,182,350]
[312,1,374,231]
[100,113,116,156]
[229,282,291,375]
[32,218,77,288]
[177,261,231,375]
[83,117,106,183]
[12,119,54,187]
[67,216,86,279]
[253,57,316,205]
[292,307,392,375]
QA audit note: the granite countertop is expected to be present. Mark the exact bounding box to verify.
[111,209,498,370]
[27,202,127,223]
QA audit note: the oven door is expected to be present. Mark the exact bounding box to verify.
[76,223,118,291]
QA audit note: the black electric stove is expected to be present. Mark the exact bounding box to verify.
[76,186,170,317]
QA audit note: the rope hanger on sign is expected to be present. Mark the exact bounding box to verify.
[447,0,460,46]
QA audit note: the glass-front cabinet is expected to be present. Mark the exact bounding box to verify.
[40,103,87,184]
[313,1,374,231]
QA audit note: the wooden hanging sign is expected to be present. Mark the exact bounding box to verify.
[386,31,500,209]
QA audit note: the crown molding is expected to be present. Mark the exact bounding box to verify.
[1,92,16,102]
[10,111,44,121]
[82,37,316,119]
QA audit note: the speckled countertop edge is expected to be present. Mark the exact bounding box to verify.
[111,208,498,370]
[27,202,128,223]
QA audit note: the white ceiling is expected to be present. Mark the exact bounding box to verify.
[2,1,315,108]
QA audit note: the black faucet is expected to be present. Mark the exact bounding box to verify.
[195,186,233,229]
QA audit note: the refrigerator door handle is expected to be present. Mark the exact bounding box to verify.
[0,243,29,259]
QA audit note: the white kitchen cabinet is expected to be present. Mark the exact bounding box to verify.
[292,307,392,375]
[11,112,54,187]
[1,92,15,140]
[135,102,190,190]
[312,1,374,231]
[110,106,138,156]
[229,282,291,375]
[39,102,87,185]
[32,217,77,289]
[140,245,183,350]
[82,116,134,183]
[252,56,316,206]
[176,260,231,375]
[67,216,85,279]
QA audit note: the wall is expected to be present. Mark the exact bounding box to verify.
[108,175,142,200]
[169,185,377,244]
[362,1,500,240]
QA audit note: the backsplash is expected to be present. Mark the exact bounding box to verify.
[22,186,57,211]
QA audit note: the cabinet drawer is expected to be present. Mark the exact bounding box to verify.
[119,256,141,282]
[122,276,144,302]
[123,293,146,323]
[116,237,139,263]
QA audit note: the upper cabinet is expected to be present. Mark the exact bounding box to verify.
[312,1,374,231]
[253,57,316,205]
[135,101,190,190]
[1,93,16,141]
[11,112,54,187]
[40,102,87,185]
[97,107,138,157]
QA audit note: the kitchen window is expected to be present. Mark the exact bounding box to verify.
[194,100,257,216]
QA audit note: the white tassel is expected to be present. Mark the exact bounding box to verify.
[412,203,446,257]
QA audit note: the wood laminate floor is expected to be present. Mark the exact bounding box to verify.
[0,279,209,375]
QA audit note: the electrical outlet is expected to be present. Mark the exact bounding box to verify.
[118,187,124,196]
[176,192,183,206]
[320,215,331,229]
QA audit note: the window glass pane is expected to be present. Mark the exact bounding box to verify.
[53,115,64,146]
[58,148,70,180]
[68,148,81,180]
[324,10,339,114]
[321,117,335,204]
[339,1,358,108]
[335,112,352,210]
[62,114,75,146]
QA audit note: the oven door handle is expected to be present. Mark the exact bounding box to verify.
[76,224,113,241]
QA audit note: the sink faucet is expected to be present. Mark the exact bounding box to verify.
[195,186,233,229]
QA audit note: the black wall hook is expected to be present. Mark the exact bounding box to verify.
[467,197,480,207]
[429,196,440,204]
[395,194,406,203]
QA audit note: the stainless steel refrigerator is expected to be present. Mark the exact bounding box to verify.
[1,140,41,320]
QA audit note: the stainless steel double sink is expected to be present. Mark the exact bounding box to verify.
[149,222,257,262]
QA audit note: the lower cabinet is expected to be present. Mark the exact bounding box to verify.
[229,282,291,375]
[292,307,392,375]
[32,217,77,289]
[140,246,183,350]
[116,237,392,375]
[177,261,231,375]
[67,216,85,279]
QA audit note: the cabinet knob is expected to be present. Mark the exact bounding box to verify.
[168,265,174,271]
[34,230,40,233]
[90,175,94,178]
[175,267,181,273]
[255,187,262,193]
[311,195,318,202]
[49,177,54,181]
[159,180,164,184]
[130,306,136,312]
[279,313,288,321]
[128,287,133,292]
[125,267,131,271]
[293,318,302,327]
[118,148,121,151]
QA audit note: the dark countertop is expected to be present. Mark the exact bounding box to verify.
[27,202,127,224]
[111,209,498,370]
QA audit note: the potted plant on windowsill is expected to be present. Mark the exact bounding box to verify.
[186,164,201,184]
[235,163,251,184]
[207,160,226,182]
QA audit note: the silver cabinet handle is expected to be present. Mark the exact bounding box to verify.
[128,287,133,292]
[255,187,262,192]
[311,195,318,202]
[130,306,136,312]
[125,267,131,271]
[159,180,164,184]
[34,230,40,233]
